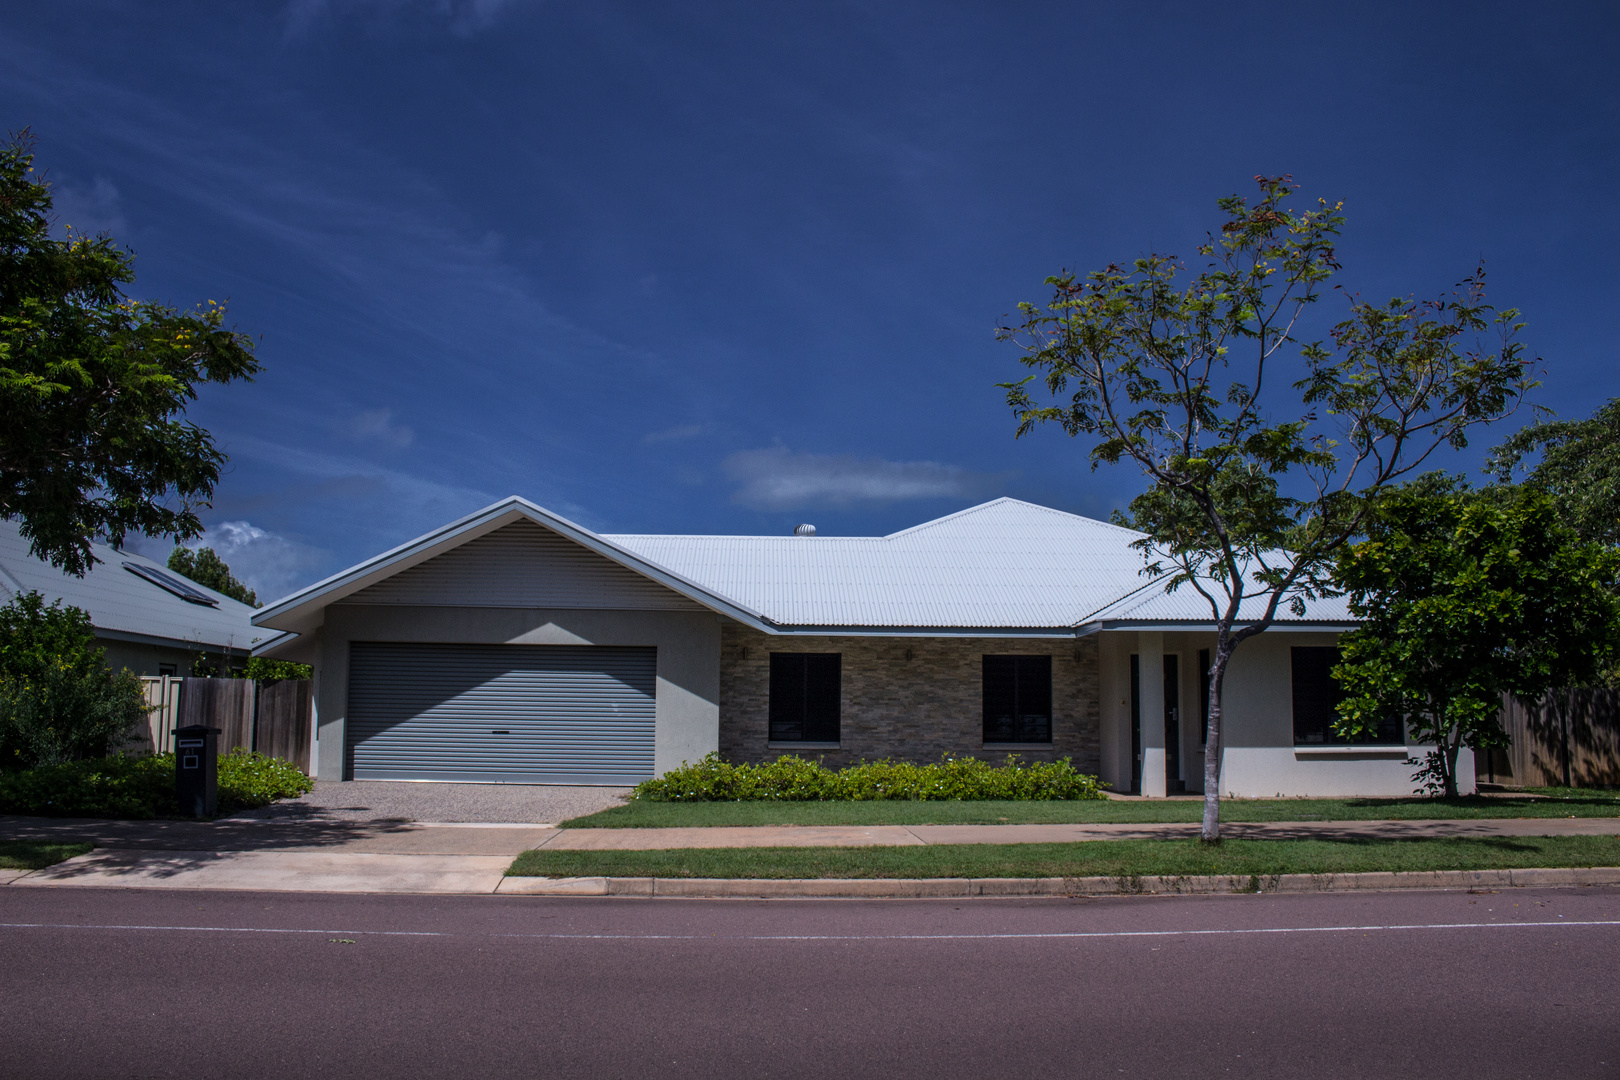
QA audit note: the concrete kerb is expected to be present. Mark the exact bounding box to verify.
[495,866,1620,898]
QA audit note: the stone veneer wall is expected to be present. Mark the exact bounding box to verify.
[718,622,1100,773]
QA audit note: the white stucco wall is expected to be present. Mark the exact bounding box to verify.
[1099,628,1474,798]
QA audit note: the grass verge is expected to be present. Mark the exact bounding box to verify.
[561,789,1620,828]
[0,840,94,871]
[509,835,1620,879]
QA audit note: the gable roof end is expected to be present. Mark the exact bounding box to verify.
[250,497,773,638]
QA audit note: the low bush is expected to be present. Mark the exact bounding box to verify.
[0,591,150,769]
[631,753,1104,802]
[0,749,313,819]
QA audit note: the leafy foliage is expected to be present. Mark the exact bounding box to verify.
[1488,397,1620,546]
[0,591,148,770]
[244,656,312,681]
[1334,479,1620,796]
[0,748,312,818]
[0,130,259,575]
[167,546,257,606]
[631,753,1104,802]
[998,175,1537,838]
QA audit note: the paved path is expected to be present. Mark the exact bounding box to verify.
[3,885,1617,1079]
[4,814,1618,894]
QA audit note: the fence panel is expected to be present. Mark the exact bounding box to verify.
[177,678,256,755]
[1480,689,1620,788]
[255,679,313,773]
[133,675,181,755]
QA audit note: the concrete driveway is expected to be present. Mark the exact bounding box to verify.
[228,780,630,824]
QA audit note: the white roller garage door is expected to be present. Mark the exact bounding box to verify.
[345,643,657,785]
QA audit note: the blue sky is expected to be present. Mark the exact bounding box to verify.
[4,1,1617,601]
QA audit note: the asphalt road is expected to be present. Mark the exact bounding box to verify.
[2,886,1617,1079]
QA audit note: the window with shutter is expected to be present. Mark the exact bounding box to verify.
[768,653,841,743]
[982,655,1052,744]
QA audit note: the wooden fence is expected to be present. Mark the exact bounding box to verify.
[135,676,313,772]
[1478,688,1620,789]
[135,675,182,755]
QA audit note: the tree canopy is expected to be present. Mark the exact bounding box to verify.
[1488,398,1620,547]
[0,130,259,575]
[1334,479,1620,796]
[1000,176,1537,838]
[168,546,257,607]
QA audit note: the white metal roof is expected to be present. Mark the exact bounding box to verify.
[0,518,273,653]
[606,498,1162,630]
[252,495,1353,644]
[1089,576,1356,626]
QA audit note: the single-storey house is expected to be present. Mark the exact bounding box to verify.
[252,496,1470,797]
[0,518,272,676]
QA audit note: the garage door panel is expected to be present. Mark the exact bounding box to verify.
[346,643,656,785]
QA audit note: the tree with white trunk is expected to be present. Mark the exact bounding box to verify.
[998,176,1536,841]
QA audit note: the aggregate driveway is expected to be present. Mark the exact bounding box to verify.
[229,779,630,824]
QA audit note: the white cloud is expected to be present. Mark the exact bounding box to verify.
[643,423,707,444]
[348,408,414,449]
[50,176,126,237]
[186,521,329,605]
[283,0,520,37]
[724,447,975,510]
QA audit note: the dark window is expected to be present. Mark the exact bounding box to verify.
[768,653,841,743]
[982,655,1053,744]
[1291,647,1402,745]
[1199,649,1210,745]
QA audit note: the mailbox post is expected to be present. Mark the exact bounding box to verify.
[175,725,221,817]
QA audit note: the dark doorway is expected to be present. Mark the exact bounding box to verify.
[1164,654,1182,793]
[1130,653,1182,794]
[1129,654,1141,793]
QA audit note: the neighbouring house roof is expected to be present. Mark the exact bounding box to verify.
[0,518,274,654]
[252,496,1354,651]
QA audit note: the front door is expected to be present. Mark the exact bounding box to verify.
[1130,654,1181,794]
[1163,654,1181,793]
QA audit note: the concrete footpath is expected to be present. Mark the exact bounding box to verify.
[3,814,1618,896]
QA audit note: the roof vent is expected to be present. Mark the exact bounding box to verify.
[793,524,816,537]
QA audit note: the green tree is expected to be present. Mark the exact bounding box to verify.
[0,130,259,575]
[1000,176,1536,841]
[0,591,149,769]
[1333,479,1620,796]
[168,546,257,606]
[244,657,312,682]
[1487,398,1620,547]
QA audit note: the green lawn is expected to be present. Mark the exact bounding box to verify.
[0,840,93,871]
[560,788,1620,828]
[508,834,1620,880]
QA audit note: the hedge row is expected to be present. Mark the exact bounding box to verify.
[632,753,1105,802]
[0,750,313,819]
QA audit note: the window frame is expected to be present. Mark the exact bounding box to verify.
[1290,645,1404,746]
[981,654,1054,746]
[767,652,842,746]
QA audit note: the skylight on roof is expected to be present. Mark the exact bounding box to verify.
[123,562,220,606]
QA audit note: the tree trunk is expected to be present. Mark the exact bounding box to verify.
[1201,642,1232,843]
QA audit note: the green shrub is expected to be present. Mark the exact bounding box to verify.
[0,749,313,818]
[0,591,149,770]
[632,753,1104,802]
[216,748,314,809]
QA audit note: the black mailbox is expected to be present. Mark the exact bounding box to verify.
[174,725,221,817]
